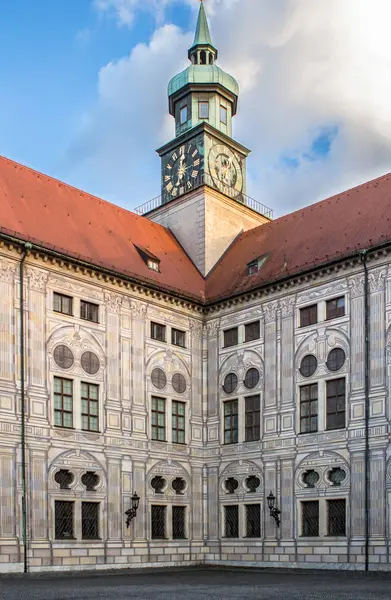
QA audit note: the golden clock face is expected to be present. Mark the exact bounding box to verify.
[164,142,201,198]
[208,144,243,197]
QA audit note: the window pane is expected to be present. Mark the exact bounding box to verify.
[327,499,346,536]
[55,501,74,539]
[63,413,73,428]
[224,505,239,538]
[180,106,188,125]
[302,501,319,537]
[54,412,62,426]
[82,502,100,540]
[151,505,166,539]
[246,504,261,538]
[220,106,228,125]
[172,506,186,539]
[199,102,209,119]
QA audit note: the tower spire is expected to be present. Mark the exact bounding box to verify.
[188,0,218,63]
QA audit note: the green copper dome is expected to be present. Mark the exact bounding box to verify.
[168,64,239,99]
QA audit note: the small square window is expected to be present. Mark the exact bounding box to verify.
[220,105,228,125]
[224,327,238,348]
[199,101,209,119]
[326,297,345,320]
[300,304,318,327]
[180,105,188,125]
[147,259,160,272]
[151,322,166,342]
[80,301,99,324]
[172,328,186,348]
[245,321,260,343]
[54,293,73,316]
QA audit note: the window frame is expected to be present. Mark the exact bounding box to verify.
[326,378,346,431]
[299,383,318,434]
[55,500,75,540]
[171,328,186,348]
[245,395,260,442]
[172,400,186,445]
[53,292,73,316]
[300,304,318,327]
[301,500,319,537]
[220,105,228,125]
[81,382,99,433]
[224,504,239,538]
[151,505,167,539]
[327,498,346,537]
[54,377,73,429]
[245,321,260,343]
[172,505,187,540]
[245,504,261,538]
[180,105,188,125]
[151,321,166,343]
[223,327,238,348]
[224,399,238,445]
[80,300,99,324]
[199,101,209,119]
[81,501,101,540]
[326,296,345,321]
[151,396,166,442]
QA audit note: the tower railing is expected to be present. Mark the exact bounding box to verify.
[134,173,273,220]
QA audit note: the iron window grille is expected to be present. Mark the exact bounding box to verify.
[81,351,100,375]
[245,504,261,538]
[82,502,100,540]
[172,328,186,348]
[245,395,260,442]
[172,506,187,539]
[224,327,238,348]
[172,400,186,444]
[245,321,260,342]
[223,373,238,394]
[151,368,167,390]
[54,377,73,428]
[199,101,209,119]
[300,304,318,327]
[326,348,346,372]
[301,501,319,537]
[55,500,74,540]
[300,355,318,378]
[151,322,166,342]
[326,296,345,320]
[53,345,74,370]
[326,378,346,430]
[151,505,166,539]
[53,292,73,316]
[172,373,186,394]
[224,505,239,538]
[327,499,346,536]
[224,400,238,444]
[80,300,99,323]
[81,382,99,432]
[300,383,318,433]
[244,368,260,390]
[151,397,166,441]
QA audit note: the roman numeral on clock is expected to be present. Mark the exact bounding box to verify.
[166,182,173,192]
[164,175,171,182]
[194,158,200,167]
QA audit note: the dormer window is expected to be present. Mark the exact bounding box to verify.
[180,105,188,125]
[147,259,160,272]
[247,254,269,276]
[134,245,161,273]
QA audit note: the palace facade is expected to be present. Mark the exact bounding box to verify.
[1,2,391,573]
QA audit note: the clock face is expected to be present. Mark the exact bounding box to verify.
[164,142,202,199]
[208,144,243,197]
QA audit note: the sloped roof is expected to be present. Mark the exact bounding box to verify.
[206,172,391,302]
[0,156,205,302]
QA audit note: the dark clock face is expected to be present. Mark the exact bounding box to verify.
[164,142,202,199]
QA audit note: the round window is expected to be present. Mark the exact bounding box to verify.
[53,345,74,369]
[326,348,346,372]
[244,368,260,389]
[151,368,167,390]
[300,355,318,378]
[329,467,346,486]
[172,373,186,394]
[302,470,320,488]
[223,373,238,394]
[81,351,100,375]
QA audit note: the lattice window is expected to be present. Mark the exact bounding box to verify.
[53,345,74,369]
[80,300,99,323]
[327,499,346,536]
[224,400,238,444]
[300,383,318,433]
[54,377,73,428]
[172,401,185,444]
[302,470,320,488]
[55,500,74,540]
[245,504,261,538]
[151,368,167,390]
[244,368,260,390]
[172,506,186,539]
[329,467,346,486]
[245,395,260,442]
[172,373,186,394]
[326,378,346,430]
[301,501,319,537]
[326,348,346,372]
[224,505,239,538]
[81,351,100,375]
[82,502,100,540]
[81,382,99,432]
[151,397,166,441]
[151,505,166,539]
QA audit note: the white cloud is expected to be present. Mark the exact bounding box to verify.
[68,0,391,217]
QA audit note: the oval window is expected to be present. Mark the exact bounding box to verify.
[223,373,238,394]
[300,355,317,378]
[53,345,74,369]
[326,348,346,372]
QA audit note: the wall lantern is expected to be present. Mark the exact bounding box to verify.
[267,491,281,527]
[125,492,140,528]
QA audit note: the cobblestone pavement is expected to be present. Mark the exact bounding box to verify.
[1,568,391,600]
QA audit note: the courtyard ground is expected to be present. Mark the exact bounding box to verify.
[1,567,391,600]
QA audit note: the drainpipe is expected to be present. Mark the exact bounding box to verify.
[20,242,31,574]
[360,250,370,572]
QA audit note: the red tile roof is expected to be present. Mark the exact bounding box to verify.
[0,156,205,302]
[1,155,391,305]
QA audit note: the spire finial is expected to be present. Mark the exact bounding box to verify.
[189,0,217,62]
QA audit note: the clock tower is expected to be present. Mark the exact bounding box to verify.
[144,0,272,275]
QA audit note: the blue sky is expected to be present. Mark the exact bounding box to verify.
[0,0,390,217]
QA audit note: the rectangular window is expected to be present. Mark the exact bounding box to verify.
[327,499,346,536]
[300,304,318,327]
[300,384,318,434]
[224,505,239,538]
[180,105,188,125]
[152,397,166,441]
[80,300,99,324]
[53,292,73,316]
[55,500,74,540]
[245,395,260,442]
[326,296,345,320]
[172,328,186,348]
[199,101,209,119]
[151,321,166,342]
[54,377,73,429]
[301,501,319,537]
[224,327,238,348]
[245,504,261,538]
[151,505,166,539]
[82,502,100,540]
[224,400,238,445]
[172,401,185,444]
[220,105,228,125]
[326,378,346,430]
[245,321,260,342]
[172,506,186,539]
[81,382,99,432]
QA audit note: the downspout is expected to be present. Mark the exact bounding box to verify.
[19,242,31,574]
[360,250,370,572]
